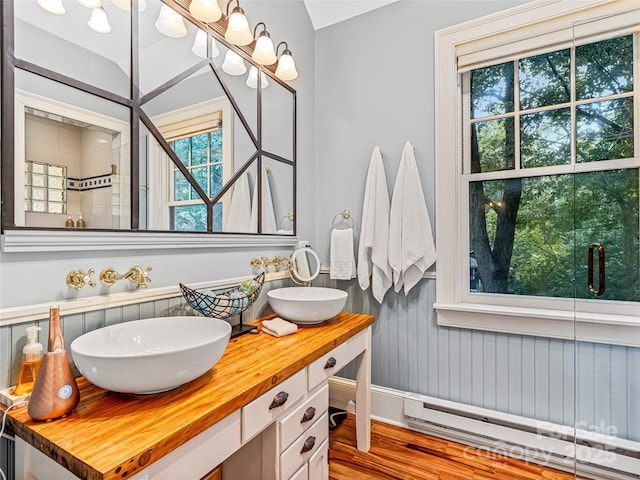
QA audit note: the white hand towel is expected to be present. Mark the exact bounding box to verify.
[224,173,252,232]
[357,146,392,303]
[250,167,278,233]
[330,227,356,280]
[388,142,436,295]
[262,317,298,337]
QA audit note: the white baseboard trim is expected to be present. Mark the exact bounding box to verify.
[328,376,409,429]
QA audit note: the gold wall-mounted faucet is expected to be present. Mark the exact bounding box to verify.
[100,266,152,289]
[66,269,96,290]
[249,256,291,271]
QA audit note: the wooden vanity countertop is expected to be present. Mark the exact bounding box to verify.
[7,312,374,480]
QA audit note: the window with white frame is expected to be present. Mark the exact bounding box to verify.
[150,98,232,232]
[434,1,640,345]
[168,128,224,232]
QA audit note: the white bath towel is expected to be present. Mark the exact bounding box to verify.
[388,142,436,295]
[356,146,392,303]
[224,173,252,232]
[330,227,356,280]
[250,167,277,233]
[262,317,298,337]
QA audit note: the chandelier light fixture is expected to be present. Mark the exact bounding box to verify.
[192,29,220,59]
[246,66,268,89]
[88,7,112,33]
[35,0,300,82]
[223,0,252,46]
[274,42,298,81]
[189,0,222,22]
[155,3,187,38]
[251,22,277,66]
[221,49,246,75]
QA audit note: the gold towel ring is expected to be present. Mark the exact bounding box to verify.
[332,209,354,229]
[279,212,294,229]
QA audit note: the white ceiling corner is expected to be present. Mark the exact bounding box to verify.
[303,0,399,30]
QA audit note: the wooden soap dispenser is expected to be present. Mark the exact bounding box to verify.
[28,306,80,421]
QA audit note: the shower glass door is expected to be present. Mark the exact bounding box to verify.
[572,12,640,478]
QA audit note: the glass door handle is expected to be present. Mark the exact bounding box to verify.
[588,243,605,296]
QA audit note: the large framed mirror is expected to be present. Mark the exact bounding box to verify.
[2,0,296,236]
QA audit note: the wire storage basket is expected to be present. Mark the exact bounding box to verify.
[180,272,265,320]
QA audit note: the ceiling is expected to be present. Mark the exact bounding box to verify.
[302,0,399,30]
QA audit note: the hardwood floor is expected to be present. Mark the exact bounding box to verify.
[329,415,577,480]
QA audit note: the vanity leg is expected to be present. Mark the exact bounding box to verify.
[354,327,371,452]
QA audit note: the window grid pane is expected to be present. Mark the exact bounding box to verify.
[24,161,67,215]
[169,126,224,231]
[466,33,637,300]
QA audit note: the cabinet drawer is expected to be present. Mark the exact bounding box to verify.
[344,328,367,362]
[242,369,307,442]
[289,463,309,480]
[279,383,329,452]
[307,329,367,390]
[307,343,347,390]
[279,412,328,480]
[308,439,328,480]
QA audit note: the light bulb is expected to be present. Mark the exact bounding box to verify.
[189,0,221,22]
[221,50,246,75]
[88,7,112,33]
[252,33,277,65]
[275,50,298,81]
[155,4,187,38]
[246,66,268,89]
[224,6,252,46]
[37,0,66,14]
[77,0,102,8]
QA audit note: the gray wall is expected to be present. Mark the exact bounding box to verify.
[313,0,522,257]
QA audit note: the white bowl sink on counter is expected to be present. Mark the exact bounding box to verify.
[70,316,231,394]
[267,287,348,324]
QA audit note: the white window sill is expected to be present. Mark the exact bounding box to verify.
[434,302,640,347]
[1,229,298,253]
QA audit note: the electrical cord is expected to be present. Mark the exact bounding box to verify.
[1,400,28,480]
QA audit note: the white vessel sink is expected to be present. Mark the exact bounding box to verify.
[267,287,348,324]
[70,316,231,394]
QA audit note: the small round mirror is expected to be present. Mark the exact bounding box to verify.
[290,247,320,284]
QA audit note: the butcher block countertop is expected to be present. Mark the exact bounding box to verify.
[7,312,375,480]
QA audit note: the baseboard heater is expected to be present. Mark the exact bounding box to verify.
[404,393,640,480]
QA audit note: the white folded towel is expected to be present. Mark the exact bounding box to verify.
[250,167,277,233]
[262,317,298,337]
[330,228,356,280]
[357,146,392,303]
[388,142,436,295]
[224,173,252,232]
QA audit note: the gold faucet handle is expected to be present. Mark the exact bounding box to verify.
[66,268,96,290]
[142,266,152,285]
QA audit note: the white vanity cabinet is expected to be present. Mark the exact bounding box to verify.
[9,315,373,480]
[229,328,370,480]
